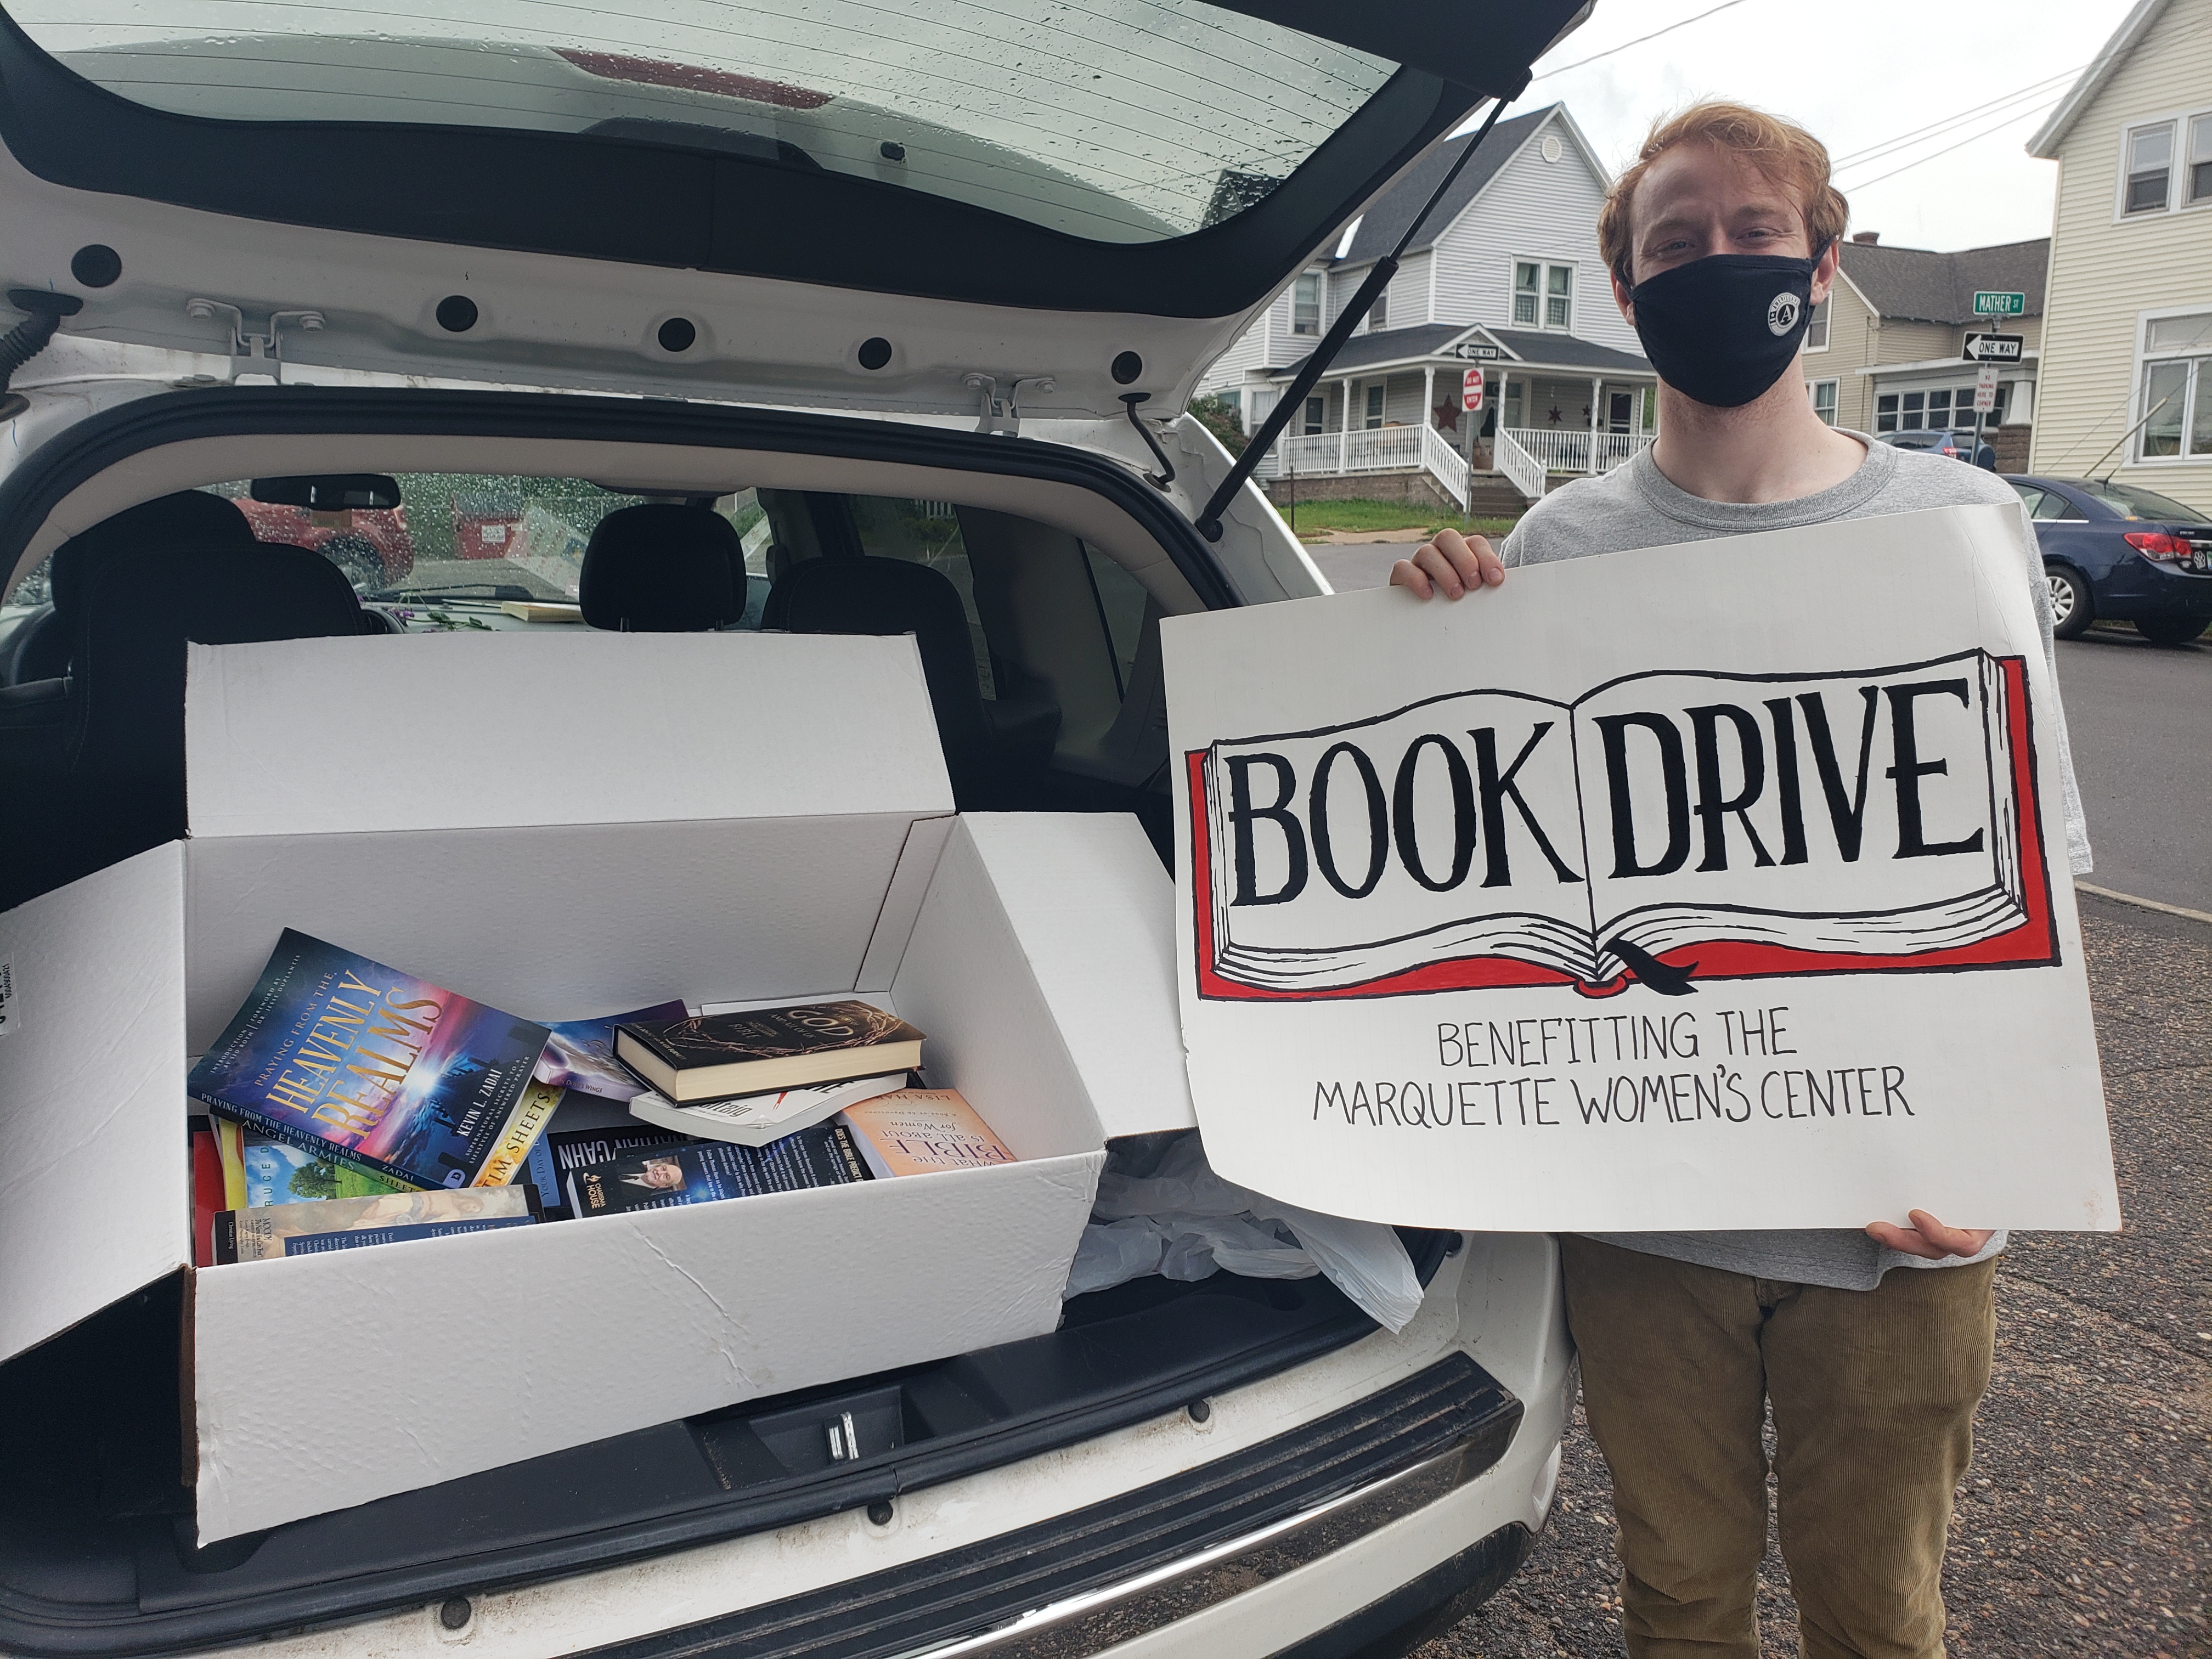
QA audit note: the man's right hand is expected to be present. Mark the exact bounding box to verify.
[1387,528,1507,599]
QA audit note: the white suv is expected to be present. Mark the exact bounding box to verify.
[0,3,1582,1654]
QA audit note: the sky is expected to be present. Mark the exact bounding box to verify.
[1499,0,2137,253]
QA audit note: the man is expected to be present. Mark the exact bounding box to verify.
[1392,102,2091,1659]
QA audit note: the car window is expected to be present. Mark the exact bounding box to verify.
[2078,480,2210,524]
[844,496,995,697]
[22,0,1395,245]
[2030,489,2079,521]
[2008,484,2048,516]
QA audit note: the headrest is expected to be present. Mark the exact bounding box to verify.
[74,536,365,646]
[760,552,970,637]
[50,492,256,618]
[578,504,745,631]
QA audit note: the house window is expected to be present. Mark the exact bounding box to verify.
[1547,266,1573,330]
[2192,115,2212,205]
[1214,388,1242,430]
[1512,261,1574,329]
[1877,386,1972,432]
[1291,272,1321,336]
[2139,316,2212,460]
[2125,122,2174,213]
[1513,262,1539,325]
[1368,286,1389,331]
[1302,395,1324,435]
[1809,379,1838,425]
[1804,296,1830,351]
[1364,385,1385,428]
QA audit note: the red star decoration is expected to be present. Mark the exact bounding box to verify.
[1432,402,1460,433]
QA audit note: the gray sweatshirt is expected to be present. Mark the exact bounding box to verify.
[1500,432,2092,1291]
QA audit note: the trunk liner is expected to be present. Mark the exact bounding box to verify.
[0,1233,1449,1657]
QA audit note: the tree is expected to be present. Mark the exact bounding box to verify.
[289,1160,341,1201]
[1187,394,1250,458]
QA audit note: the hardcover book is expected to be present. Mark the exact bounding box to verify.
[836,1090,1017,1178]
[212,1186,541,1263]
[188,930,558,1192]
[567,1121,871,1218]
[613,1001,924,1103]
[625,1071,909,1148]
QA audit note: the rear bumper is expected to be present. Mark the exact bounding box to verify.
[2086,558,2212,620]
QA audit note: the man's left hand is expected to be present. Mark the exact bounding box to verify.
[1865,1210,1994,1261]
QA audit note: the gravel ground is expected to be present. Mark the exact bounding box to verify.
[1403,892,2211,1657]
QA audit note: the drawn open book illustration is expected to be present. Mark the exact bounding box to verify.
[1186,648,2057,1001]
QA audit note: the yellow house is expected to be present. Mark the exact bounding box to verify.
[1807,234,2048,469]
[2027,0,2212,511]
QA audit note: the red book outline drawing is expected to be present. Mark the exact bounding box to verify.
[1186,651,2058,1003]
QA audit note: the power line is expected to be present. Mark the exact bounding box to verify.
[1837,98,2066,193]
[1528,0,1757,81]
[1829,67,2086,170]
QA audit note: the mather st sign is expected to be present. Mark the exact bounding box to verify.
[1973,291,2026,317]
[1163,506,2116,1233]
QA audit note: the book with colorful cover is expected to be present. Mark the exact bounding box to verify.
[567,1121,870,1218]
[624,1071,909,1147]
[836,1090,1017,1178]
[188,930,557,1191]
[240,1132,409,1207]
[534,1001,688,1102]
[212,1186,541,1263]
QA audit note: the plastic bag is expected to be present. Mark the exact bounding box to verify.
[1064,1133,1424,1333]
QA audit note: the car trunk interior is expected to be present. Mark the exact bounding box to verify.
[0,388,1439,1652]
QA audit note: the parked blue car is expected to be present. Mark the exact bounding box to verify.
[2006,475,2212,645]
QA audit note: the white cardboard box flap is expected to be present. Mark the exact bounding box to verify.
[185,631,953,838]
[0,846,193,1365]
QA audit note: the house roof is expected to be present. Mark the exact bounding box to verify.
[1835,238,2050,324]
[1483,328,1651,373]
[1330,106,1560,266]
[1272,323,1651,380]
[2028,0,2170,157]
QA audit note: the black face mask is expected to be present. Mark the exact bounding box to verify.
[1627,250,1824,409]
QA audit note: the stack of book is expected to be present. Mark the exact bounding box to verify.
[186,931,1015,1264]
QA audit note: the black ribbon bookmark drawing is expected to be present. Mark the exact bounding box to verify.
[1603,938,1700,996]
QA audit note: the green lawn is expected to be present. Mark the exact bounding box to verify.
[1275,497,1519,540]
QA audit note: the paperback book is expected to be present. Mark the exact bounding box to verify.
[240,1132,409,1207]
[534,1001,688,1102]
[625,1071,909,1147]
[837,1090,1017,1177]
[567,1121,871,1218]
[188,930,558,1191]
[213,1186,541,1263]
[522,1119,691,1217]
[614,1001,924,1102]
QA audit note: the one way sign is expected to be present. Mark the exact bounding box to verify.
[1964,332,2024,363]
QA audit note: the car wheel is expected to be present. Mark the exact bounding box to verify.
[320,533,385,591]
[2045,563,2092,640]
[2134,615,2210,646]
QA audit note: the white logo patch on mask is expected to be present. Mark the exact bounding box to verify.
[1767,292,1802,336]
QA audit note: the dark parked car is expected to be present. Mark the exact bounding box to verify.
[1879,427,1996,469]
[2006,475,2212,645]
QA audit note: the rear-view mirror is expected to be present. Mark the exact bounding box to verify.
[249,474,402,512]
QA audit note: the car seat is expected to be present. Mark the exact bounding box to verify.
[761,556,1059,808]
[578,504,747,631]
[0,493,368,910]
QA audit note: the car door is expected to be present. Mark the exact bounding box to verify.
[0,0,1585,423]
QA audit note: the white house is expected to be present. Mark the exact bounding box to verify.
[1198,104,1657,507]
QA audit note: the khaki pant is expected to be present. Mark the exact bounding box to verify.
[1559,1236,1997,1659]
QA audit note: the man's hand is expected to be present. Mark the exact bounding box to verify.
[1388,528,1506,599]
[1864,1210,1994,1262]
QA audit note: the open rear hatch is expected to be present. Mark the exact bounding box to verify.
[0,0,1584,419]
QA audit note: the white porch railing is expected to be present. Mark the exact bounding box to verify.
[1420,423,1469,510]
[1503,427,1651,475]
[1261,425,1427,478]
[1492,428,1547,501]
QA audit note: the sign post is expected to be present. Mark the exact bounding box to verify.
[1462,366,1486,413]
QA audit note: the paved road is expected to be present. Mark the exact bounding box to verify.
[1394,891,2209,1658]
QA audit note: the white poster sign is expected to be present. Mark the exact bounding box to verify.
[1163,505,2118,1233]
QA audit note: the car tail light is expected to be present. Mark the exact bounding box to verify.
[2124,531,2193,561]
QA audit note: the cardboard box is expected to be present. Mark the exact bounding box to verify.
[0,631,1194,1543]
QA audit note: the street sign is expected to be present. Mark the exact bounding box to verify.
[1964,331,2024,362]
[1449,342,1502,360]
[1461,367,1485,411]
[1974,364,2000,414]
[1973,291,2026,317]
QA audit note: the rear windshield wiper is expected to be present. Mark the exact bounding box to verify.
[360,583,540,602]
